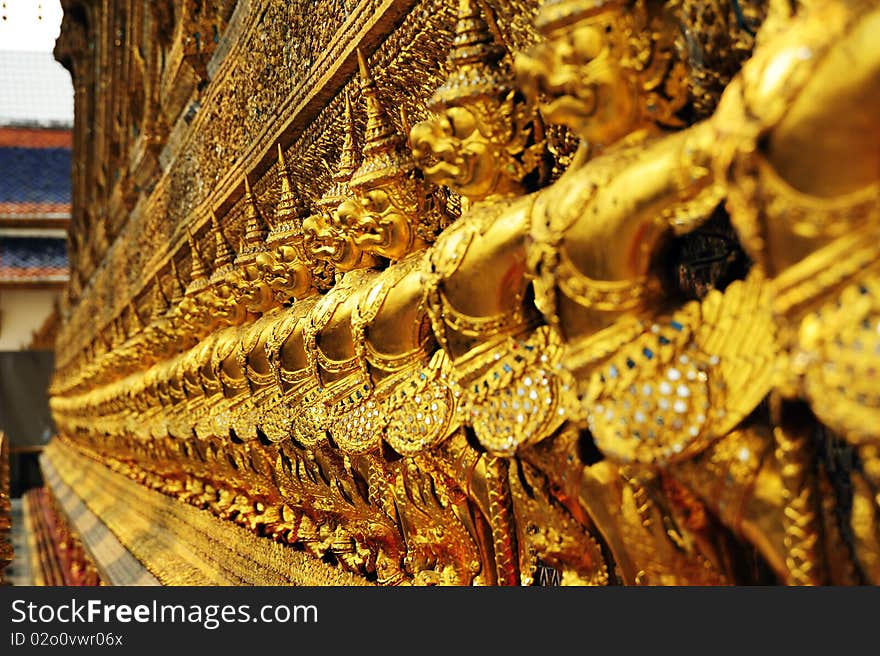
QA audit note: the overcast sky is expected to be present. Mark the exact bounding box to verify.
[0,1,72,126]
[0,0,63,52]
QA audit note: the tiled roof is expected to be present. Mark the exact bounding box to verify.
[0,51,73,128]
[0,146,71,212]
[0,126,72,148]
[0,236,68,282]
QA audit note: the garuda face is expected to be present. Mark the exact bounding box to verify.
[337,184,422,262]
[232,255,275,314]
[411,104,505,202]
[258,238,317,302]
[515,14,639,146]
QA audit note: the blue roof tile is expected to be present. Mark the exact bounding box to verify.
[0,147,71,204]
[0,237,68,269]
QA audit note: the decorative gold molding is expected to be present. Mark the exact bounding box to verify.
[44,439,375,586]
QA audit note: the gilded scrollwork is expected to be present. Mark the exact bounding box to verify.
[49,0,880,586]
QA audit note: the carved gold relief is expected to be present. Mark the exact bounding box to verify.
[50,0,880,586]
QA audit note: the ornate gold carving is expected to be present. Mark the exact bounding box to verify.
[50,0,880,586]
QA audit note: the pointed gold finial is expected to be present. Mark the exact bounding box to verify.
[335,90,359,184]
[186,229,208,289]
[96,328,110,352]
[185,229,213,298]
[211,210,235,269]
[357,48,404,159]
[276,144,298,216]
[271,143,310,243]
[114,316,125,345]
[451,0,503,65]
[316,90,360,213]
[356,47,371,85]
[237,176,269,261]
[277,142,289,175]
[350,49,415,193]
[428,0,511,111]
[152,278,169,320]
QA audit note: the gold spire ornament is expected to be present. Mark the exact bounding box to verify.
[315,92,360,218]
[238,176,269,262]
[232,176,277,316]
[185,228,209,295]
[203,207,251,328]
[168,258,186,305]
[151,278,169,321]
[179,225,224,340]
[347,48,449,259]
[349,49,415,193]
[259,145,328,304]
[210,209,236,274]
[272,144,307,239]
[428,0,510,111]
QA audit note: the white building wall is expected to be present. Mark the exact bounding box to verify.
[0,288,59,350]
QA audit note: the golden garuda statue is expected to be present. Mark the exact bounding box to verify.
[46,0,879,586]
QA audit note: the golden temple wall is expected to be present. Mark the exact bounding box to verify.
[48,0,880,585]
